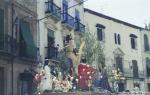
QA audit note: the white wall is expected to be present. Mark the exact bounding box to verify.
[84,10,144,91]
[141,29,150,92]
[37,0,85,63]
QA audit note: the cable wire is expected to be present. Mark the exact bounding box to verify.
[38,0,89,21]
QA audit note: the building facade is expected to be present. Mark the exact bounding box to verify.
[141,29,150,92]
[0,0,37,95]
[37,0,85,68]
[84,8,145,92]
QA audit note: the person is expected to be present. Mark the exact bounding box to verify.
[40,60,52,91]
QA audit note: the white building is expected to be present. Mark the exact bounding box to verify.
[37,0,85,68]
[84,8,145,92]
[141,29,150,92]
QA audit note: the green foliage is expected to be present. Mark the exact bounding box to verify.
[82,32,105,69]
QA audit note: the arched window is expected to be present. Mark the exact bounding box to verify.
[144,34,149,51]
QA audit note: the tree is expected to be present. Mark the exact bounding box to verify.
[82,31,105,70]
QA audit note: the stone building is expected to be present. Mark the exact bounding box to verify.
[0,0,37,95]
[141,29,150,92]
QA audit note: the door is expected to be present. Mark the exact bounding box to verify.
[118,83,125,92]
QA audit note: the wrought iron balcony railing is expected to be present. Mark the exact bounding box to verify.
[0,34,37,60]
[75,21,85,33]
[122,68,145,79]
[0,34,17,55]
[45,1,61,19]
[62,13,75,28]
[107,66,145,79]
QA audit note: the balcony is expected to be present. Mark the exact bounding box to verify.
[45,1,61,20]
[0,34,37,61]
[106,66,145,79]
[62,13,75,29]
[0,34,17,55]
[46,46,58,60]
[75,21,85,33]
[123,68,145,79]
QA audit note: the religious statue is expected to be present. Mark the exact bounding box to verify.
[40,61,52,92]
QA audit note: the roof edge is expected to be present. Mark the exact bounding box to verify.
[84,8,144,30]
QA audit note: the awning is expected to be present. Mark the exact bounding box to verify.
[130,34,138,38]
[96,24,106,29]
[20,20,36,58]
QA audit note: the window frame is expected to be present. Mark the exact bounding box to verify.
[96,27,105,42]
[114,33,121,45]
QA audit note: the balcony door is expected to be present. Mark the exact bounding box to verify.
[0,67,4,95]
[62,0,68,21]
[132,60,139,78]
[116,56,123,73]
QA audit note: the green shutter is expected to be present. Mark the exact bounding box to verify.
[20,20,36,58]
[0,9,4,49]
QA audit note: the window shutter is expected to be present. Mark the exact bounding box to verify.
[131,38,135,49]
[102,31,105,42]
[114,33,117,44]
[97,28,102,41]
[135,38,137,49]
[144,34,149,51]
[118,34,121,45]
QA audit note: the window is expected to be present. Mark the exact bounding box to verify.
[47,29,58,59]
[75,9,80,21]
[114,33,117,44]
[47,29,55,46]
[0,9,4,49]
[130,34,137,49]
[19,20,36,58]
[118,34,121,45]
[132,60,139,78]
[0,67,4,95]
[97,28,103,41]
[114,33,121,45]
[148,83,150,92]
[144,34,149,51]
[146,57,150,76]
[62,0,68,21]
[96,24,105,41]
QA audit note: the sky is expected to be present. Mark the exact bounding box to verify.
[84,0,150,28]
